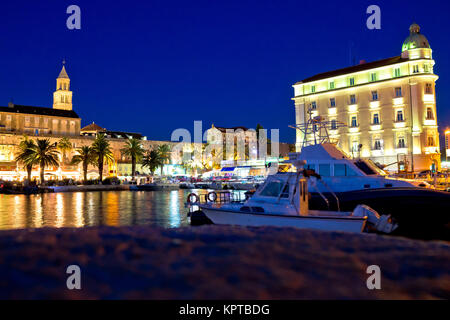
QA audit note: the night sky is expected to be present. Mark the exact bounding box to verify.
[1,0,449,143]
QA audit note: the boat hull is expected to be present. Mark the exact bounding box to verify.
[201,206,366,233]
[309,187,450,239]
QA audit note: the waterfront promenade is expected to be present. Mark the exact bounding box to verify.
[0,225,448,299]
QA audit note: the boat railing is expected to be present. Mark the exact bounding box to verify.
[186,191,248,207]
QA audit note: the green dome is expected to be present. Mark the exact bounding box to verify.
[402,23,430,52]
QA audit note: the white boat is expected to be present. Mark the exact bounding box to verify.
[198,163,397,234]
[291,143,430,193]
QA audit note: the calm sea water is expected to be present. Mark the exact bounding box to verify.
[0,190,210,230]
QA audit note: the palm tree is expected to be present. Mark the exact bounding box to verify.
[121,138,145,178]
[156,144,171,176]
[57,137,73,164]
[91,133,114,182]
[15,135,37,182]
[71,146,95,184]
[28,139,60,184]
[141,149,163,175]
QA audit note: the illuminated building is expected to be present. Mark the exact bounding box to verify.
[293,24,440,171]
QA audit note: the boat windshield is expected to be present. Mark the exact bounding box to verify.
[353,159,386,176]
[259,179,290,198]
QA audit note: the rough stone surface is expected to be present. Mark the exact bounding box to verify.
[0,226,449,299]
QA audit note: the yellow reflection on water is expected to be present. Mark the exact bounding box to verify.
[34,195,43,228]
[74,192,84,227]
[105,192,119,226]
[13,195,25,229]
[55,193,64,228]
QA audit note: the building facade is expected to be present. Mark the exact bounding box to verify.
[293,24,440,172]
[0,64,183,181]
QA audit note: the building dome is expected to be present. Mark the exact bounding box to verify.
[402,23,430,52]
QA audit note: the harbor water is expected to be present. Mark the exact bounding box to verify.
[0,190,213,230]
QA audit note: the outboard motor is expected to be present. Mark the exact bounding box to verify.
[352,204,398,234]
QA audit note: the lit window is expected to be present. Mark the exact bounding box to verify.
[427,136,435,147]
[351,116,358,127]
[396,110,404,122]
[329,81,335,89]
[371,91,378,101]
[349,78,355,86]
[330,98,336,107]
[426,107,434,120]
[351,141,359,153]
[370,73,377,82]
[350,94,356,104]
[372,113,379,125]
[374,139,382,150]
[311,101,317,110]
[413,65,419,73]
[394,68,401,77]
[395,87,402,97]
[425,83,433,94]
[398,138,406,148]
[311,85,316,93]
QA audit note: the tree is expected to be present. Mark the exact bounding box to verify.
[15,135,37,182]
[156,144,171,176]
[71,146,95,184]
[91,134,114,182]
[120,138,145,178]
[141,149,163,175]
[28,139,60,184]
[57,137,73,163]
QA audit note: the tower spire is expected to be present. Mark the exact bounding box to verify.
[53,61,73,110]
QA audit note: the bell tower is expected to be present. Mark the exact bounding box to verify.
[53,61,73,110]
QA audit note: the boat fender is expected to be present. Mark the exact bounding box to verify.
[207,192,217,202]
[187,193,199,204]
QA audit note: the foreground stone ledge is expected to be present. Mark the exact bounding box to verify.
[0,225,448,299]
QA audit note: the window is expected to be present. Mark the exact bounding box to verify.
[396,110,404,122]
[427,136,435,147]
[424,64,429,73]
[304,164,316,171]
[394,68,401,77]
[425,83,433,94]
[311,85,316,93]
[330,98,336,107]
[371,91,378,101]
[426,107,434,120]
[329,81,335,89]
[398,138,406,148]
[331,119,337,130]
[374,139,382,150]
[351,141,359,153]
[413,65,419,73]
[372,113,379,125]
[370,73,377,82]
[334,164,346,176]
[349,77,355,86]
[395,87,402,97]
[311,101,317,110]
[351,116,358,127]
[350,94,356,104]
[319,164,331,176]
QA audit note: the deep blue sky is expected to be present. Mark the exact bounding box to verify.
[1,0,449,143]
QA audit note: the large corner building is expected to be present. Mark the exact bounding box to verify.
[293,24,440,171]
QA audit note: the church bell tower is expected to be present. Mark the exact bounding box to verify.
[53,62,73,110]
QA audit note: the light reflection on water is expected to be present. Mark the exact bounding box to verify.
[0,190,209,230]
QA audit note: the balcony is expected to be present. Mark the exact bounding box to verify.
[348,104,358,113]
[369,101,380,109]
[370,123,382,131]
[423,94,435,103]
[424,119,437,126]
